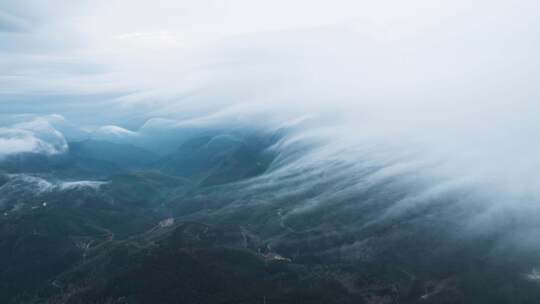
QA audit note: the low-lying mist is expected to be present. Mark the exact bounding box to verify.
[2,0,540,261]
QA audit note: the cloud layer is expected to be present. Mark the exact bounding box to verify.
[1,1,540,251]
[0,117,68,158]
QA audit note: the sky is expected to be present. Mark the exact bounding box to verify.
[2,0,537,97]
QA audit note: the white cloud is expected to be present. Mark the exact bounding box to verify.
[1,174,107,195]
[58,180,107,191]
[2,0,540,245]
[0,10,30,32]
[94,125,137,137]
[0,118,68,158]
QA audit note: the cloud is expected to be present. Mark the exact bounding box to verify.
[2,0,540,256]
[58,180,108,191]
[93,125,137,138]
[0,117,68,158]
[1,174,107,196]
[2,174,54,193]
[0,10,31,32]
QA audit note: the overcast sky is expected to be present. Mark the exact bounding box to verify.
[1,0,538,97]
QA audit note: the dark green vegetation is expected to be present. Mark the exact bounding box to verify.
[1,130,540,303]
